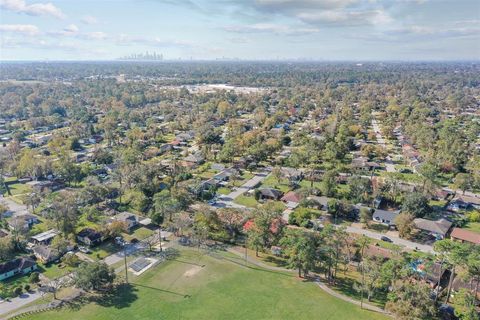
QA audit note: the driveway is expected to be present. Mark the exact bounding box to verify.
[0,195,29,216]
[214,171,269,210]
[345,225,434,253]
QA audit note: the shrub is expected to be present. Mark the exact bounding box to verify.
[13,287,22,296]
[468,211,480,223]
[29,272,40,283]
[24,284,30,292]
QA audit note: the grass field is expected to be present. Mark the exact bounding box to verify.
[233,194,258,208]
[464,222,480,234]
[27,249,387,320]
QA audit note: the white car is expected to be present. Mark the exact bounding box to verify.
[78,246,91,254]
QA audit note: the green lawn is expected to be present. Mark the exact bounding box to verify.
[233,195,258,208]
[38,262,74,280]
[464,222,480,234]
[5,182,32,196]
[28,249,387,320]
[122,227,154,242]
[260,175,291,193]
[87,241,119,260]
[216,187,231,195]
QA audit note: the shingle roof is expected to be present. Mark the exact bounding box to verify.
[451,228,480,245]
[0,257,36,274]
[414,218,452,236]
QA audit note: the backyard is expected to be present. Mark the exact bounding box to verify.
[27,249,387,320]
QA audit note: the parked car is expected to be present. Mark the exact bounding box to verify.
[380,236,393,243]
[78,246,91,254]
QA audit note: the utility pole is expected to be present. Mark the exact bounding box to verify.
[123,243,128,284]
[158,227,163,252]
[244,236,248,266]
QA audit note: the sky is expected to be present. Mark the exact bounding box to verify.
[0,0,479,61]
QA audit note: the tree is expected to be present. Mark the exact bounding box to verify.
[217,208,244,239]
[0,175,7,195]
[272,166,282,186]
[417,161,439,193]
[401,192,430,218]
[0,237,14,261]
[280,229,317,278]
[453,289,479,320]
[320,170,337,197]
[354,256,385,302]
[74,261,116,292]
[359,207,373,228]
[395,213,415,239]
[386,280,437,320]
[105,221,127,239]
[50,193,79,236]
[454,173,473,195]
[348,176,371,204]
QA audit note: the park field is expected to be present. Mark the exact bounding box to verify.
[28,249,387,320]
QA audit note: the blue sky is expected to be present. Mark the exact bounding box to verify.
[1,0,479,60]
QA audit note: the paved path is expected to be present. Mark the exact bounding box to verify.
[226,247,388,315]
[345,225,434,253]
[0,290,43,317]
[372,119,396,173]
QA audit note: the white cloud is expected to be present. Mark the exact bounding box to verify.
[252,0,358,12]
[83,31,107,40]
[63,24,79,33]
[225,23,319,35]
[297,9,392,26]
[0,24,40,35]
[80,15,98,25]
[0,0,65,19]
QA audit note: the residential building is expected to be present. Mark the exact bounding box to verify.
[0,257,37,281]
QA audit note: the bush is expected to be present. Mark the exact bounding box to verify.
[467,211,480,223]
[289,207,321,227]
[13,287,22,297]
[29,272,40,283]
[24,284,30,291]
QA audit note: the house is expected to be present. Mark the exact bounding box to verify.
[30,180,65,193]
[450,228,480,245]
[30,229,59,245]
[0,257,37,281]
[307,195,329,210]
[372,209,400,226]
[414,218,453,240]
[111,212,138,231]
[77,228,103,246]
[257,188,283,201]
[7,214,39,231]
[183,152,205,166]
[452,276,480,299]
[281,167,304,182]
[281,191,302,204]
[32,245,61,263]
[454,196,480,210]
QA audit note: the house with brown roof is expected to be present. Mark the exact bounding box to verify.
[281,191,301,204]
[414,218,453,240]
[450,228,480,245]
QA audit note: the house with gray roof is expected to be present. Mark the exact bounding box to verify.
[372,209,400,226]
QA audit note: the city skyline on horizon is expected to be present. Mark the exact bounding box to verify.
[1,0,479,61]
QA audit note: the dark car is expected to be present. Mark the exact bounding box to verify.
[380,236,393,243]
